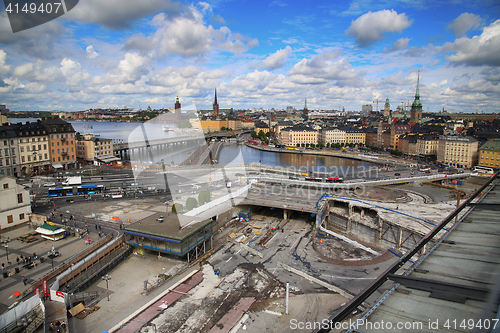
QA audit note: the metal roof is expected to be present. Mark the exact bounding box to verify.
[315,173,500,333]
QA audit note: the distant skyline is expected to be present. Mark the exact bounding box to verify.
[0,0,499,112]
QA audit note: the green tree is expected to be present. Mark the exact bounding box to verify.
[171,203,184,214]
[221,126,226,131]
[266,132,271,137]
[198,188,211,205]
[296,143,300,147]
[306,143,310,147]
[311,143,316,148]
[251,131,257,139]
[301,143,305,147]
[186,197,198,211]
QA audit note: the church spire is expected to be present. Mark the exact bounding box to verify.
[415,71,420,100]
[304,98,308,110]
[214,89,218,106]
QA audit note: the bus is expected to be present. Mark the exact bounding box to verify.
[474,166,494,174]
[247,139,258,145]
[436,162,449,169]
[419,164,431,172]
[325,177,344,183]
[305,177,322,182]
[286,146,297,150]
[47,187,74,197]
[77,184,105,195]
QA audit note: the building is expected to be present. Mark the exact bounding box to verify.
[410,73,423,124]
[0,126,20,177]
[364,129,378,146]
[478,139,500,169]
[390,124,411,150]
[157,96,182,123]
[399,134,418,156]
[212,89,219,117]
[279,125,318,146]
[0,176,31,230]
[40,118,77,170]
[416,135,439,158]
[255,122,270,134]
[123,212,213,261]
[319,127,346,145]
[76,133,114,163]
[437,135,478,168]
[345,128,366,145]
[10,122,50,176]
[362,105,373,113]
[384,98,390,117]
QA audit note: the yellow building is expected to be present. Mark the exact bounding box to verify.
[319,127,345,145]
[345,129,366,145]
[437,135,478,168]
[416,135,438,157]
[76,133,113,162]
[279,126,318,146]
[478,139,500,169]
[199,117,242,133]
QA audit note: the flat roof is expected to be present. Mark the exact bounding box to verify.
[124,212,212,241]
[354,175,500,332]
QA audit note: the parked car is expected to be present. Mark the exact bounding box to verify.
[43,182,56,187]
[394,173,401,176]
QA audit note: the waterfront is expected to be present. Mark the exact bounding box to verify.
[9,118,375,172]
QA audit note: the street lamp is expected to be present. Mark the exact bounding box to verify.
[4,243,8,262]
[102,274,111,301]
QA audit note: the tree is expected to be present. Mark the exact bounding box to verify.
[251,131,257,139]
[326,143,330,148]
[221,126,226,131]
[171,203,184,214]
[186,197,198,211]
[306,143,310,147]
[301,143,305,147]
[198,188,211,205]
[296,143,300,147]
[311,143,316,148]
[266,132,271,137]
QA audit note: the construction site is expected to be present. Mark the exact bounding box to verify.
[1,171,493,333]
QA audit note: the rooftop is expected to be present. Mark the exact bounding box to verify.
[124,212,212,241]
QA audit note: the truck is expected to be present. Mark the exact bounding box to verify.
[62,176,82,186]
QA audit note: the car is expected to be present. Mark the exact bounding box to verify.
[235,173,244,177]
[43,182,56,187]
[394,173,401,176]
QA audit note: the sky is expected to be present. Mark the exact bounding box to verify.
[0,0,499,113]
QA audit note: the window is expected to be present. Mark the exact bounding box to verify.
[10,140,13,145]
[21,156,25,163]
[3,140,6,145]
[44,153,47,159]
[20,146,24,153]
[12,158,15,164]
[27,156,30,162]
[11,148,15,155]
[38,144,41,150]
[44,144,47,149]
[53,157,55,162]
[4,148,8,156]
[57,149,60,153]
[17,193,23,203]
[52,142,54,147]
[58,157,60,161]
[57,141,59,146]
[7,215,13,224]
[3,183,8,189]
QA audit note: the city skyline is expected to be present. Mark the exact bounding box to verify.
[0,0,499,112]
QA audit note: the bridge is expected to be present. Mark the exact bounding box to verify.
[113,130,249,160]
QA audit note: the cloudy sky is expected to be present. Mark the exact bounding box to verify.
[0,0,499,112]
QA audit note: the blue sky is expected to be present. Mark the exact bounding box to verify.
[0,0,499,112]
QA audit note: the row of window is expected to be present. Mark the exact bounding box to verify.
[20,144,47,152]
[19,137,46,143]
[21,154,47,162]
[52,147,74,154]
[481,156,500,160]
[51,155,74,162]
[7,213,26,224]
[0,158,15,166]
[51,140,74,146]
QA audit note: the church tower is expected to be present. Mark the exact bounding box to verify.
[302,98,308,117]
[384,97,390,117]
[174,96,181,121]
[410,73,423,123]
[212,89,219,117]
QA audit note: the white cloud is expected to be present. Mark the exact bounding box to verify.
[282,38,299,44]
[86,45,99,59]
[65,0,181,29]
[257,46,292,70]
[13,63,34,78]
[287,52,361,84]
[448,13,482,37]
[346,10,411,48]
[0,50,11,76]
[384,38,410,52]
[440,19,500,67]
[60,58,81,77]
[126,9,258,58]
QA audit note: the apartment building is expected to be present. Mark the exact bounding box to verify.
[40,117,77,170]
[279,125,318,146]
[10,122,50,176]
[478,139,500,169]
[0,126,20,177]
[76,133,114,162]
[0,176,31,230]
[437,135,478,168]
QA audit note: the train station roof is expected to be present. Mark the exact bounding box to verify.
[318,173,500,333]
[124,212,213,241]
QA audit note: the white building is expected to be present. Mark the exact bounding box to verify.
[0,176,31,230]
